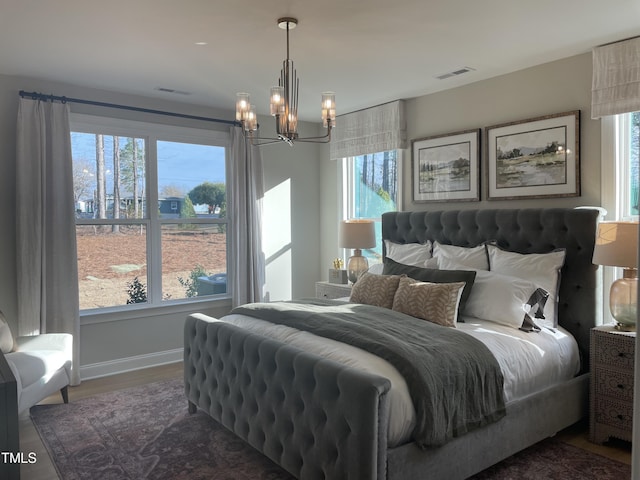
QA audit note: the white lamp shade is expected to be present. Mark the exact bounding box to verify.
[592,221,639,268]
[339,220,376,249]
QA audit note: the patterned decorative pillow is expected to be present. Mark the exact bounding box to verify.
[0,310,16,354]
[391,276,465,328]
[350,272,401,309]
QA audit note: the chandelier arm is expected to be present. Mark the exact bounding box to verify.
[246,134,288,146]
[294,133,332,143]
[295,138,332,144]
[294,122,333,142]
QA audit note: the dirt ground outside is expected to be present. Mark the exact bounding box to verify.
[77,226,226,309]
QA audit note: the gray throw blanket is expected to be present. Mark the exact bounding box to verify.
[231,299,506,448]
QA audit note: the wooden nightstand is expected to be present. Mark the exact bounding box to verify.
[589,325,635,444]
[315,281,352,300]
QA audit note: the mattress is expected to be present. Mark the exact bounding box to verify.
[218,309,581,447]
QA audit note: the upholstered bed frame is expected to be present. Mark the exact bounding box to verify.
[184,208,601,480]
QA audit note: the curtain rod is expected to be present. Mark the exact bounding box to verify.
[337,99,402,118]
[19,90,240,127]
[596,34,640,48]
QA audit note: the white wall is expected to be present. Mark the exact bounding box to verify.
[320,52,601,273]
[261,118,324,301]
[0,74,323,373]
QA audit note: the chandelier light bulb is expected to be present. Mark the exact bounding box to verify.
[236,92,251,122]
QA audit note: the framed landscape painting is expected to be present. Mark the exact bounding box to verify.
[412,128,480,203]
[485,111,580,200]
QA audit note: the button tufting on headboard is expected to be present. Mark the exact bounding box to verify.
[382,208,601,371]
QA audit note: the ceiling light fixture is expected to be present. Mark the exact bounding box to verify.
[235,17,336,146]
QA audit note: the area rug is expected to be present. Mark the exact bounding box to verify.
[31,378,631,480]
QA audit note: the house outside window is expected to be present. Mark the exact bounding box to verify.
[343,150,401,263]
[71,114,229,313]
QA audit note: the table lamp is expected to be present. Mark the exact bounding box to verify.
[592,221,638,331]
[339,220,376,283]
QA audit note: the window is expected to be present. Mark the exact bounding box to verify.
[620,111,639,218]
[599,111,639,325]
[71,115,229,312]
[343,150,401,263]
[602,111,639,220]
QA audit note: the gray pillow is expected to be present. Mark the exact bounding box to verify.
[0,310,16,354]
[382,257,476,318]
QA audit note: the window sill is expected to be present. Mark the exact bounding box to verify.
[80,296,233,326]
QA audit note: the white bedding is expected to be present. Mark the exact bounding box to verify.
[217,308,581,448]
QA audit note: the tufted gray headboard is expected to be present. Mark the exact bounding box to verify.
[381,208,601,370]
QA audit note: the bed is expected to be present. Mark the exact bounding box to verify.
[184,207,601,480]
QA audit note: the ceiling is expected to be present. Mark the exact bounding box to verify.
[2,0,639,122]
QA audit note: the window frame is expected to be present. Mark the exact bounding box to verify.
[599,111,639,325]
[601,112,639,222]
[70,113,232,324]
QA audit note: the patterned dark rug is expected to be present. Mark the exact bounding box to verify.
[31,378,631,480]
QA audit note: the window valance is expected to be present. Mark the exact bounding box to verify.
[591,36,640,119]
[330,100,407,159]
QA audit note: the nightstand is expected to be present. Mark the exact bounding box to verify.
[589,325,635,444]
[315,281,352,300]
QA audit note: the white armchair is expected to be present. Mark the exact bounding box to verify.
[2,327,72,414]
[0,312,73,414]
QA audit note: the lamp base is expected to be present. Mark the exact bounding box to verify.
[347,249,369,284]
[610,268,637,331]
[614,322,636,332]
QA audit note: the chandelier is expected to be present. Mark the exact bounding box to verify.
[235,17,336,146]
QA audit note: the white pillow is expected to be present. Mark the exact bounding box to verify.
[462,270,544,329]
[437,256,470,271]
[384,240,433,267]
[432,241,489,270]
[486,244,565,328]
[0,310,15,354]
[367,263,384,275]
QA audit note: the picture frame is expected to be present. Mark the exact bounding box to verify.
[412,128,480,203]
[485,110,580,200]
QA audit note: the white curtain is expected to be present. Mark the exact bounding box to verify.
[229,127,265,307]
[592,36,640,118]
[16,97,80,385]
[330,100,408,159]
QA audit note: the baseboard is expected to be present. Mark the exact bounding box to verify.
[80,348,183,380]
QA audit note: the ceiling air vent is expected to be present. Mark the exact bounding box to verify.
[435,67,475,80]
[154,87,192,96]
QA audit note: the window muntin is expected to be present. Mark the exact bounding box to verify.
[343,150,401,262]
[160,224,227,300]
[76,224,148,308]
[72,133,146,220]
[157,140,227,219]
[71,116,229,312]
